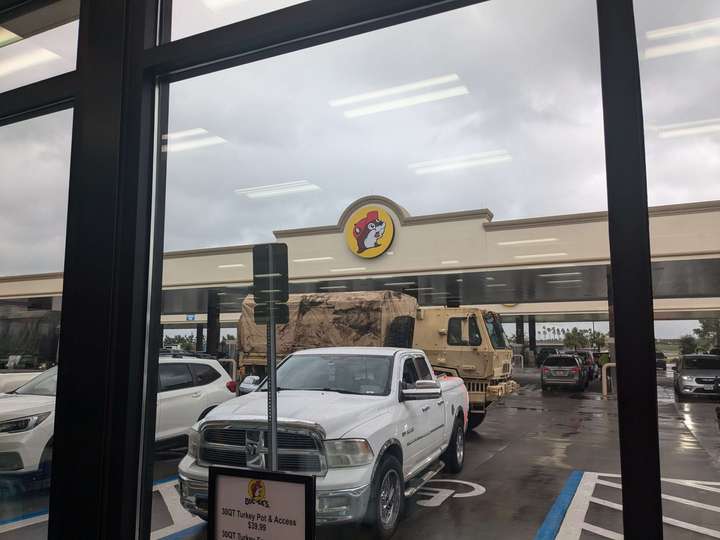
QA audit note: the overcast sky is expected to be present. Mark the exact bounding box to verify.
[1,0,719,337]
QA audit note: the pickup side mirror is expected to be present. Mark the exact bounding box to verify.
[401,379,442,401]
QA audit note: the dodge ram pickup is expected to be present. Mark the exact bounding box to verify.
[179,346,469,539]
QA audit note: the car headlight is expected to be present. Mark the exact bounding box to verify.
[681,375,694,381]
[324,439,374,468]
[0,412,51,434]
[188,426,200,458]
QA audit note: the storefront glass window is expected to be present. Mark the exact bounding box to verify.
[154,1,620,537]
[635,2,720,535]
[0,108,72,538]
[0,0,78,93]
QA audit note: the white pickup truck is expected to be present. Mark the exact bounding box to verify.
[179,346,469,538]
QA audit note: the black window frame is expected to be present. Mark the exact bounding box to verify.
[0,0,664,537]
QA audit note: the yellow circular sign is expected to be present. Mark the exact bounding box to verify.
[344,206,395,259]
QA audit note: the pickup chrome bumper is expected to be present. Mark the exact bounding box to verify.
[178,472,371,525]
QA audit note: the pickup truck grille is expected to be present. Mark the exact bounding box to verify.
[198,423,326,476]
[204,428,246,446]
[201,447,247,468]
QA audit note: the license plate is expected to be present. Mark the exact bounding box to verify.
[704,386,715,391]
[555,370,567,376]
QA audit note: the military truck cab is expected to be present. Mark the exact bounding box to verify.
[415,307,517,429]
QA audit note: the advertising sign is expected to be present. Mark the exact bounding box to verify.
[344,205,395,259]
[208,467,315,540]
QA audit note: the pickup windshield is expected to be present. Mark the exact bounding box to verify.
[261,354,394,396]
[14,366,57,396]
[682,356,720,370]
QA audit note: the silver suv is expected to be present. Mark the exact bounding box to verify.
[674,354,720,401]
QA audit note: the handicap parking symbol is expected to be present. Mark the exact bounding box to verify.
[416,479,486,507]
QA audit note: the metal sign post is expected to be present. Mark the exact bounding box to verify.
[252,243,289,473]
[267,301,278,471]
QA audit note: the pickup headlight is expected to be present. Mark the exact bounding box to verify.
[681,375,694,382]
[325,439,374,468]
[188,426,200,458]
[0,412,51,434]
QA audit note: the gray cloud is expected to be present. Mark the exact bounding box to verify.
[1,0,718,338]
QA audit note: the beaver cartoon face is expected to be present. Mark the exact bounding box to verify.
[353,210,386,253]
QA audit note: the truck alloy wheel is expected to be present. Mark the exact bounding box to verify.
[365,455,404,539]
[379,469,401,529]
[442,418,465,473]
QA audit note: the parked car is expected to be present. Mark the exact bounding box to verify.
[656,351,667,370]
[536,347,561,367]
[575,351,597,381]
[0,356,236,487]
[0,356,50,394]
[674,354,720,402]
[541,355,586,391]
[179,347,468,538]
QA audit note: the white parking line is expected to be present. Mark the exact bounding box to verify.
[0,478,201,539]
[557,472,720,539]
[598,478,720,513]
[580,522,623,540]
[149,479,203,540]
[556,472,598,540]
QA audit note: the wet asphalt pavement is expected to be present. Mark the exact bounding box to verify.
[3,368,720,539]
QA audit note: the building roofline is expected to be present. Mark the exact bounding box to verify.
[484,200,720,231]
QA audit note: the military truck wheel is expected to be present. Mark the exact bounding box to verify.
[467,411,486,431]
[365,455,404,540]
[442,417,465,473]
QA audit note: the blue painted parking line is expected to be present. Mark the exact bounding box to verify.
[534,470,583,540]
[0,509,48,527]
[154,475,180,486]
[0,478,178,530]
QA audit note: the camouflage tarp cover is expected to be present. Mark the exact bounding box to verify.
[239,291,417,361]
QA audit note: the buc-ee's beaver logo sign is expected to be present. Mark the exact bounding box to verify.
[245,479,270,508]
[344,206,395,259]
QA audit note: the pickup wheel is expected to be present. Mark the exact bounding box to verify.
[365,455,404,539]
[442,417,465,473]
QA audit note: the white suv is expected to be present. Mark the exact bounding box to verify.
[0,355,236,487]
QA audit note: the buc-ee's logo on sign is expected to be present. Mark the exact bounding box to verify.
[246,479,270,508]
[344,206,395,259]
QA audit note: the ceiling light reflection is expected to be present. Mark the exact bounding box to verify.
[644,36,720,59]
[293,256,334,263]
[343,86,469,118]
[330,74,460,107]
[498,238,558,246]
[0,48,60,77]
[514,253,568,260]
[646,17,720,40]
[235,180,321,199]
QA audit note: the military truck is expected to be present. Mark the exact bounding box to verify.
[236,291,518,429]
